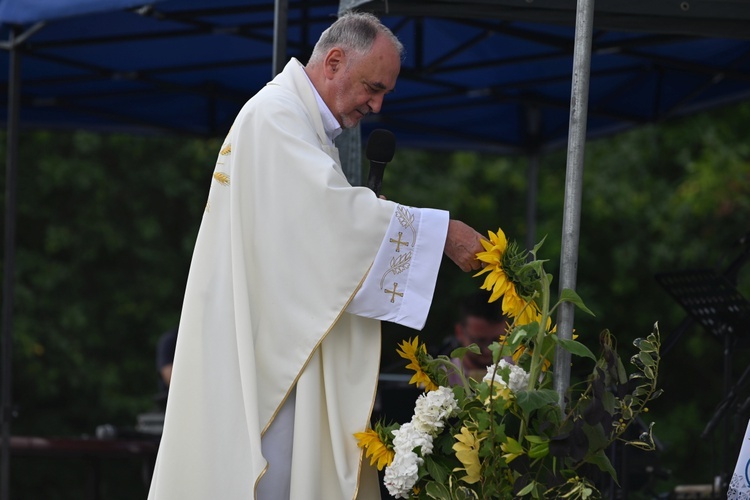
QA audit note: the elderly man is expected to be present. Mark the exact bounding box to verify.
[148,12,484,500]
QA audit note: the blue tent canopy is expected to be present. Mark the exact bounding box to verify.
[0,0,155,25]
[1,0,748,153]
[0,0,340,137]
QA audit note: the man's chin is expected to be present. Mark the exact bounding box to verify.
[341,118,361,129]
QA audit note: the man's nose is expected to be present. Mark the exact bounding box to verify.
[368,94,385,114]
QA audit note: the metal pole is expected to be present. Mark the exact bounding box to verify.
[272,0,289,77]
[334,4,361,185]
[524,106,541,252]
[2,26,21,500]
[553,0,595,408]
[525,153,539,252]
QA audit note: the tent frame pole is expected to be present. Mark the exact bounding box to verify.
[273,0,289,77]
[1,25,21,500]
[553,0,595,409]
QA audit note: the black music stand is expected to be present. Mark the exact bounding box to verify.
[656,269,749,346]
[656,268,750,488]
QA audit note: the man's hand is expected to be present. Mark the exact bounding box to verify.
[444,220,485,272]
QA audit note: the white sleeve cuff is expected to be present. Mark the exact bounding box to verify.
[346,205,449,330]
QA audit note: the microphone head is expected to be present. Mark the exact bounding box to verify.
[365,129,396,163]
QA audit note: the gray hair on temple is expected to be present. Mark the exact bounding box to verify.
[308,11,404,66]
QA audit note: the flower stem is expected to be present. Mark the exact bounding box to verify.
[526,270,550,393]
[433,358,474,396]
[518,270,551,445]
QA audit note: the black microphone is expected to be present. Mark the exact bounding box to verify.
[365,129,396,196]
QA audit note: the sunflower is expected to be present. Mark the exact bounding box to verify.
[396,337,438,391]
[354,428,394,471]
[474,229,513,303]
[502,288,533,322]
[452,427,483,484]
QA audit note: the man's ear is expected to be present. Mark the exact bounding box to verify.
[323,48,345,79]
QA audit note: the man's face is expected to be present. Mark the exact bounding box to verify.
[456,316,507,368]
[328,35,401,129]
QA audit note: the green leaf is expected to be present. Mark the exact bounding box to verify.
[451,345,481,359]
[638,351,655,367]
[425,457,450,485]
[556,337,596,361]
[425,480,452,499]
[616,357,629,385]
[586,449,618,480]
[634,339,656,353]
[517,481,536,496]
[559,288,595,316]
[511,326,534,345]
[602,390,616,414]
[582,422,610,451]
[524,434,547,444]
[516,389,559,414]
[503,436,524,454]
[489,342,503,364]
[531,235,548,257]
[632,386,650,397]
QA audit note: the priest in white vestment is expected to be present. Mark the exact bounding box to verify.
[148,12,484,500]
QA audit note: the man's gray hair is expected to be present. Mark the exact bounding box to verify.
[308,11,404,66]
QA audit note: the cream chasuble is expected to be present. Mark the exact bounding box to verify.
[148,58,447,500]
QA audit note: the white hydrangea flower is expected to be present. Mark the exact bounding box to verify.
[383,386,458,496]
[484,359,530,393]
[412,386,459,436]
[383,449,422,498]
[392,422,434,456]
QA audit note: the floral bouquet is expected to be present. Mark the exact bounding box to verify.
[356,228,662,499]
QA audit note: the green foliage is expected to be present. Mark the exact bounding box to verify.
[1,130,219,497]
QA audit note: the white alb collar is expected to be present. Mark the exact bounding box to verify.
[301,69,343,145]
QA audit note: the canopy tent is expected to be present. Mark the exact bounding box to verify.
[2,1,750,498]
[0,1,748,152]
[0,0,341,137]
[345,0,750,154]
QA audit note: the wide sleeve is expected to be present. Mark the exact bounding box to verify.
[345,205,449,330]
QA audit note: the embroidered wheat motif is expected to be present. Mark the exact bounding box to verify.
[396,206,417,241]
[213,172,230,186]
[220,143,231,155]
[380,251,412,288]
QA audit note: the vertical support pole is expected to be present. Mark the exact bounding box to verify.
[524,106,541,252]
[273,0,289,77]
[335,4,362,184]
[525,154,539,252]
[1,27,21,500]
[553,0,595,408]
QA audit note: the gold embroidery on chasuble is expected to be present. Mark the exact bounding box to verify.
[207,139,232,213]
[379,253,412,289]
[389,232,409,252]
[385,282,404,303]
[213,172,230,186]
[378,206,417,299]
[396,205,417,241]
